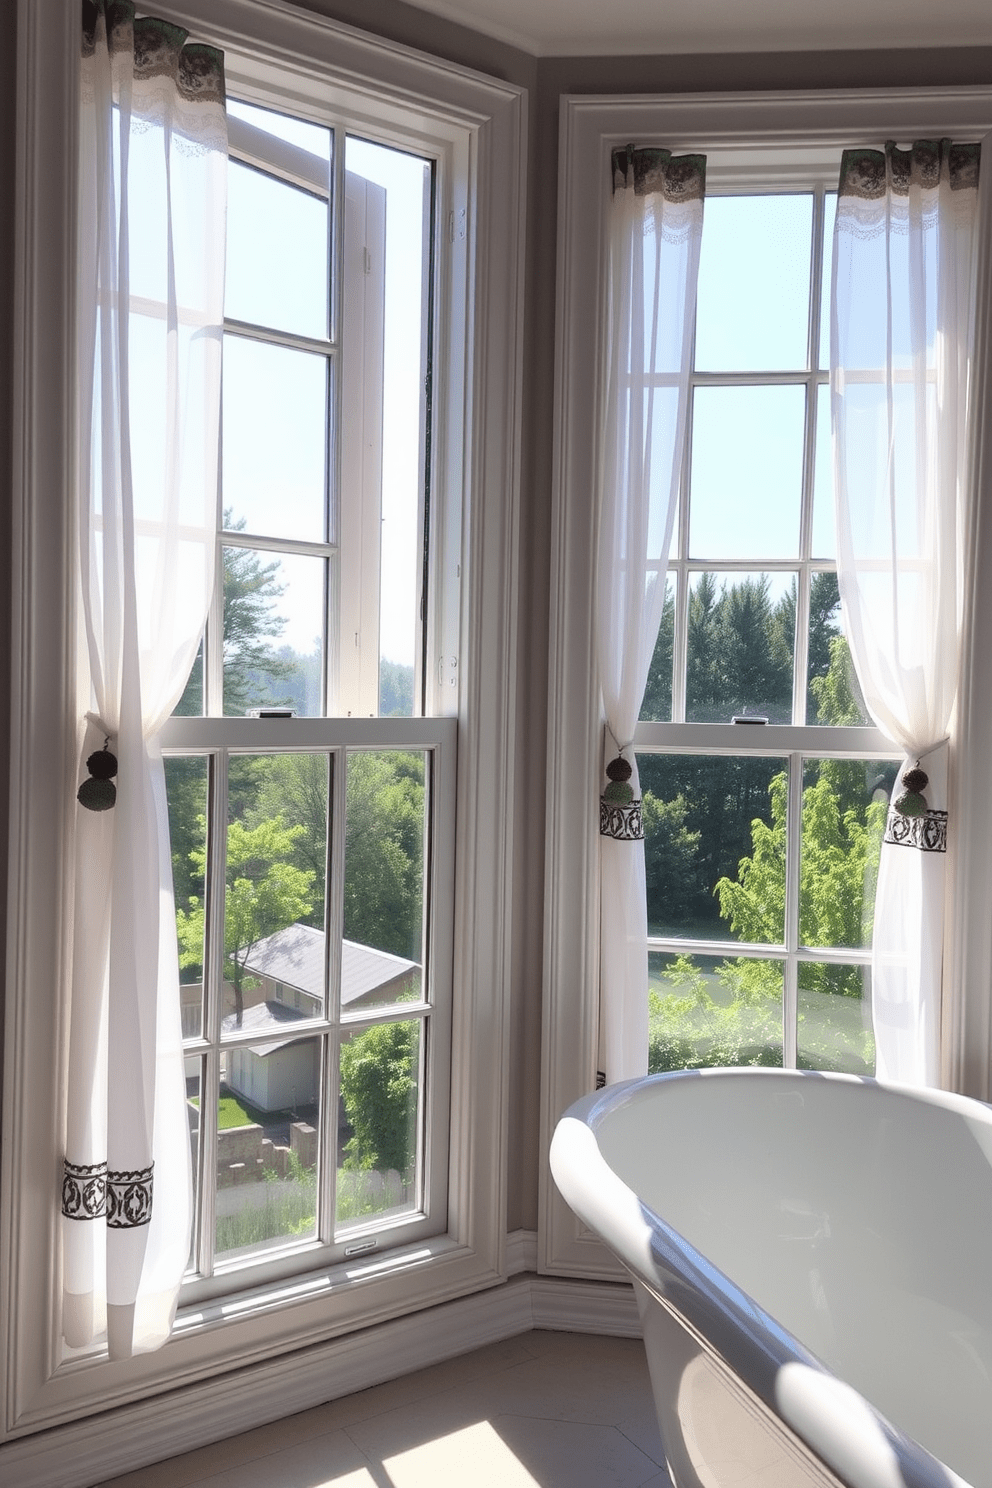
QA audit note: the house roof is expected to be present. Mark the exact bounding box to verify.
[235,922,420,1008]
[221,998,312,1056]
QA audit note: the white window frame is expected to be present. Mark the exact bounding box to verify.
[3,0,524,1450]
[541,87,992,1281]
[168,100,449,1299]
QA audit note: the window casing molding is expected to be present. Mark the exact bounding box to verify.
[3,0,525,1440]
[541,86,992,1280]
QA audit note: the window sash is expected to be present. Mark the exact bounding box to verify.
[162,714,455,1300]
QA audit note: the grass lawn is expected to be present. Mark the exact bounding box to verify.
[189,1091,272,1130]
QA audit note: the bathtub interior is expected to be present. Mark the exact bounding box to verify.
[589,1071,992,1487]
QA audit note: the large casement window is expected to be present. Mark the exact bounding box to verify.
[4,0,522,1454]
[542,90,992,1280]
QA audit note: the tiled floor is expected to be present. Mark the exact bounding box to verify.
[94,1331,668,1488]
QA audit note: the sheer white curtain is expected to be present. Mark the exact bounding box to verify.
[62,1,226,1358]
[597,147,704,1085]
[831,139,981,1086]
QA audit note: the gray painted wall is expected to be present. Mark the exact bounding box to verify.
[4,0,992,1242]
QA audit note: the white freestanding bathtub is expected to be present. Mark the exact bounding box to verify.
[550,1068,992,1488]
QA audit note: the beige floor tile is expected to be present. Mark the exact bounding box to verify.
[483,1414,662,1488]
[298,1331,539,1432]
[441,1337,658,1430]
[615,1407,667,1468]
[181,1430,377,1488]
[91,1331,662,1488]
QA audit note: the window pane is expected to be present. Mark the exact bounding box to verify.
[337,1018,422,1228]
[639,576,675,722]
[167,755,209,1040]
[798,964,874,1075]
[222,753,329,1032]
[228,98,332,161]
[810,384,834,560]
[800,756,895,950]
[685,571,795,723]
[690,386,806,561]
[640,753,785,942]
[344,751,425,982]
[174,640,204,717]
[222,335,328,544]
[226,161,329,339]
[806,574,871,726]
[185,1057,202,1272]
[222,547,325,717]
[343,139,431,714]
[818,192,837,371]
[215,1039,321,1259]
[694,195,813,372]
[648,951,783,1071]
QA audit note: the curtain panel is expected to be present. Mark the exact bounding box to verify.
[596,147,704,1085]
[831,139,981,1085]
[62,0,226,1358]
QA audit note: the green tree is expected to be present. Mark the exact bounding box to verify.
[339,1020,418,1174]
[379,659,415,717]
[176,814,315,1025]
[641,585,675,722]
[648,636,886,1073]
[712,639,887,1011]
[344,753,425,959]
[174,513,298,717]
[715,574,792,722]
[251,753,329,927]
[222,536,297,715]
[642,790,701,932]
[685,570,722,718]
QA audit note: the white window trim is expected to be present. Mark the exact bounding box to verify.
[541,86,992,1280]
[3,0,525,1442]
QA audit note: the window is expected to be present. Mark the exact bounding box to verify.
[638,183,898,1078]
[5,0,522,1438]
[542,89,992,1280]
[162,98,453,1301]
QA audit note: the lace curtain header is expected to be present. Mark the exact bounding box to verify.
[838,139,980,201]
[611,145,706,202]
[82,0,225,106]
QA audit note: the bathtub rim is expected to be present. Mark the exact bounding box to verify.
[550,1066,980,1488]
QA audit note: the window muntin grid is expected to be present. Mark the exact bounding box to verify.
[637,181,894,1076]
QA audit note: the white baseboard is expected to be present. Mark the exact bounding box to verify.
[0,1267,640,1488]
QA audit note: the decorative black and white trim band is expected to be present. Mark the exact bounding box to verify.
[884,807,948,853]
[61,1159,154,1227]
[62,1159,108,1220]
[600,798,643,841]
[107,1165,155,1228]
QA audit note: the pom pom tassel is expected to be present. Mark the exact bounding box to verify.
[78,739,118,812]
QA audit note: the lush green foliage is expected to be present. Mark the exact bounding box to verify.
[339,1020,418,1175]
[344,753,424,959]
[646,621,886,1078]
[176,813,315,1023]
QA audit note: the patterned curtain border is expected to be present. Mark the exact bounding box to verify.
[600,797,644,841]
[82,0,226,105]
[62,1159,108,1220]
[62,1159,156,1225]
[838,139,980,202]
[107,1165,155,1228]
[611,144,706,203]
[884,808,948,853]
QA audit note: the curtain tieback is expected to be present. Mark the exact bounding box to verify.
[600,754,643,840]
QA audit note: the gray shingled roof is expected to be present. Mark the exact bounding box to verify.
[235,922,419,1008]
[220,998,310,1055]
